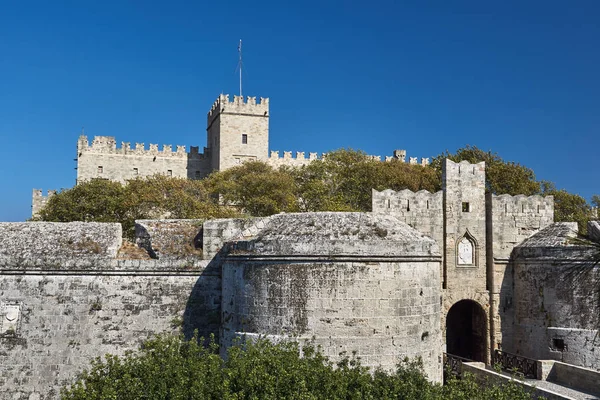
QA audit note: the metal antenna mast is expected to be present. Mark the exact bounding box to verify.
[237,40,243,97]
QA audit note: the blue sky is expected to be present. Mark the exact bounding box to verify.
[1,1,598,222]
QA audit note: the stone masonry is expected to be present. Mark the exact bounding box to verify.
[33,94,430,216]
[373,159,558,364]
[5,155,600,398]
[0,222,220,399]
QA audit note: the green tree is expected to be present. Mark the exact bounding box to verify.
[293,149,439,212]
[35,179,128,225]
[541,182,594,235]
[206,161,299,216]
[431,145,541,196]
[35,176,240,238]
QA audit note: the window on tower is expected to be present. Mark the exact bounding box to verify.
[242,134,248,144]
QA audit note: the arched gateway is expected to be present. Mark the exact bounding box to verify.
[446,300,487,362]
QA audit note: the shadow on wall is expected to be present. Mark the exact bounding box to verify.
[182,253,223,343]
[500,234,600,368]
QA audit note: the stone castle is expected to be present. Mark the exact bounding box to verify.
[32,94,431,216]
[6,94,600,398]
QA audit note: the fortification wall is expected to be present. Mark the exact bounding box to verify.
[202,217,267,260]
[266,151,321,168]
[0,222,220,399]
[222,258,442,382]
[372,189,443,248]
[220,212,443,382]
[489,194,555,261]
[486,193,554,351]
[31,189,57,218]
[76,135,212,183]
[507,223,600,370]
[266,150,430,169]
[135,219,204,260]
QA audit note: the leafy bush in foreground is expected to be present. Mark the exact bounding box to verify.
[61,334,535,400]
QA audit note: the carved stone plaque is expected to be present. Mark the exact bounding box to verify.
[457,237,473,265]
[1,304,21,335]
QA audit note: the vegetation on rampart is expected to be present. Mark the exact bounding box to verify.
[61,334,535,400]
[36,146,598,237]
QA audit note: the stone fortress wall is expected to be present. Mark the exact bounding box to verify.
[0,212,446,398]
[486,193,555,352]
[6,156,600,398]
[75,135,212,184]
[0,221,220,399]
[33,94,431,216]
[22,92,600,397]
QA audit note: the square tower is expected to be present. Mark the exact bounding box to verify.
[442,159,487,292]
[206,94,269,171]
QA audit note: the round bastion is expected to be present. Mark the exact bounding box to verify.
[220,212,443,382]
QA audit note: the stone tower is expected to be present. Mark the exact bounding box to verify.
[442,159,489,363]
[206,94,270,171]
[442,159,487,291]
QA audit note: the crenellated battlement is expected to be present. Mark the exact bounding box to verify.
[491,194,554,216]
[372,188,443,215]
[77,135,207,159]
[266,150,321,168]
[444,159,486,178]
[207,94,269,126]
[31,189,57,217]
[269,150,322,161]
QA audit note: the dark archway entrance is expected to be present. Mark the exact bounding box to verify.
[446,300,487,362]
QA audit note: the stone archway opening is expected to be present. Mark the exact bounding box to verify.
[446,300,487,362]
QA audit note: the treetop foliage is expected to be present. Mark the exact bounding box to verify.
[61,333,536,400]
[36,146,597,236]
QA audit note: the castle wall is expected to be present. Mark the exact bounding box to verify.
[0,222,220,399]
[486,193,554,352]
[221,258,442,382]
[219,212,443,382]
[76,136,211,183]
[135,219,204,260]
[372,189,444,251]
[510,241,600,370]
[266,151,321,168]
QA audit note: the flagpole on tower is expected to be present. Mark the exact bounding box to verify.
[238,40,243,97]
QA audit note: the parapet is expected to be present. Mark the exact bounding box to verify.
[491,194,554,216]
[372,188,443,215]
[207,94,269,126]
[77,135,205,159]
[0,222,122,268]
[443,159,486,178]
[267,150,321,165]
[135,219,203,260]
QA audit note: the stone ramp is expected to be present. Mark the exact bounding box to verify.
[487,367,599,400]
[521,377,599,400]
